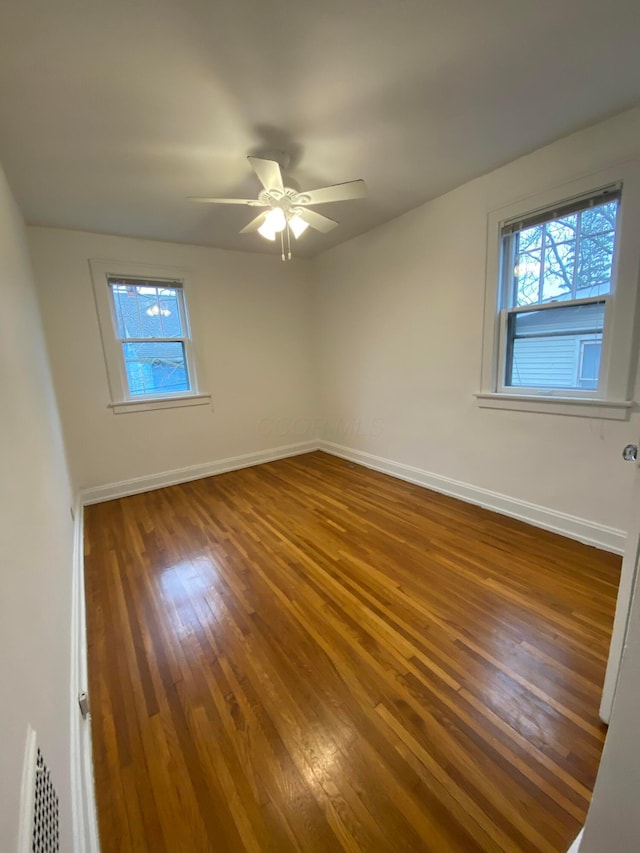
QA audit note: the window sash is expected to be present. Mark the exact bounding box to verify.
[500,294,608,317]
[497,296,609,396]
[107,278,189,343]
[108,283,193,399]
[121,340,192,398]
[500,195,620,310]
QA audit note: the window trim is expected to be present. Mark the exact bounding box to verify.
[108,394,212,415]
[107,278,194,400]
[90,259,210,413]
[477,161,640,419]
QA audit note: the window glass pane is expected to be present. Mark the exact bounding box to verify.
[576,235,615,296]
[519,224,543,253]
[512,247,541,306]
[122,342,190,396]
[506,302,604,390]
[545,213,577,243]
[158,290,182,337]
[110,283,184,339]
[579,341,602,389]
[510,198,619,307]
[580,201,618,236]
[542,234,575,302]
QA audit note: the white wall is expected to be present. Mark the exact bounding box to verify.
[28,228,317,491]
[313,107,640,535]
[580,547,640,851]
[0,167,74,849]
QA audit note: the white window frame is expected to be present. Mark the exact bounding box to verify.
[477,162,640,420]
[90,259,210,414]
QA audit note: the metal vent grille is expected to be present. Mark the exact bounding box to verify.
[31,748,59,852]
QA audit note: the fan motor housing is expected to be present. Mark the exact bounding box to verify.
[258,188,300,212]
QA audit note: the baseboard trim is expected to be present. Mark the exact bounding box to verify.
[319,441,625,555]
[70,499,100,852]
[79,441,319,505]
[567,828,584,852]
[80,438,625,553]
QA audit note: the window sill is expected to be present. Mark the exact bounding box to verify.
[474,393,633,421]
[109,393,211,415]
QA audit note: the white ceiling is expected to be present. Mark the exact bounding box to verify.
[0,0,639,258]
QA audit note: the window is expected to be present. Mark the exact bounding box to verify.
[506,302,606,391]
[500,188,619,396]
[109,278,191,397]
[90,261,209,413]
[478,164,640,420]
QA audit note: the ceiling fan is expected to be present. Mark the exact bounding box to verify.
[189,156,367,260]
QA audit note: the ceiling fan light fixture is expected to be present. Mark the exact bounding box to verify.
[265,207,286,231]
[258,206,287,241]
[257,221,277,241]
[288,214,309,239]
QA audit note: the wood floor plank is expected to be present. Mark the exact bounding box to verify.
[84,451,619,852]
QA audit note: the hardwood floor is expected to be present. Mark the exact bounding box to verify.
[84,451,620,852]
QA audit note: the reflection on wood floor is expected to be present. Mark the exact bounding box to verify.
[84,451,619,852]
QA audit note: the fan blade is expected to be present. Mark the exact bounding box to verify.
[295,208,339,233]
[188,197,266,205]
[240,212,267,234]
[247,157,284,192]
[295,179,367,206]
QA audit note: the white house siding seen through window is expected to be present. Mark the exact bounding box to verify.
[506,301,605,389]
[500,189,620,394]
